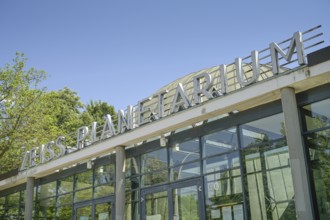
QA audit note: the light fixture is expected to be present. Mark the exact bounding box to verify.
[160,135,168,147]
[172,143,180,152]
[87,160,93,169]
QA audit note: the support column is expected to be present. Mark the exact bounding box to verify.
[115,146,126,220]
[24,177,35,220]
[280,87,314,220]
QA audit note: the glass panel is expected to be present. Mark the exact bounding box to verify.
[38,197,56,219]
[244,143,296,220]
[142,170,168,187]
[58,176,74,194]
[95,164,115,186]
[204,152,240,174]
[57,193,72,206]
[76,205,92,220]
[126,157,140,177]
[271,202,296,220]
[0,196,5,211]
[306,129,330,219]
[5,207,19,219]
[74,188,93,202]
[171,161,200,181]
[141,148,167,173]
[170,139,200,166]
[57,206,72,219]
[145,191,168,220]
[7,192,20,207]
[202,128,238,157]
[233,205,244,220]
[126,176,140,191]
[302,98,330,131]
[94,185,115,198]
[75,170,93,190]
[95,202,112,220]
[204,171,243,220]
[40,181,57,199]
[19,191,25,211]
[125,190,139,220]
[241,113,285,147]
[173,185,199,220]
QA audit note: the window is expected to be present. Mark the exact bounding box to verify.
[240,113,296,220]
[301,98,330,220]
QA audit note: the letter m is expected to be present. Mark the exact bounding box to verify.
[270,31,306,74]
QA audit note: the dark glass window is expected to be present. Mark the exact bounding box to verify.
[241,113,285,148]
[202,128,238,157]
[302,98,330,219]
[141,148,167,173]
[170,138,200,166]
[203,128,243,220]
[240,113,296,220]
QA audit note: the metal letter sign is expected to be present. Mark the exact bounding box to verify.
[270,31,306,74]
[20,27,322,171]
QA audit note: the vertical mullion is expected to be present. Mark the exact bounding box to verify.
[238,124,249,220]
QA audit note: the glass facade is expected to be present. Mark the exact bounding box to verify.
[0,84,329,219]
[301,98,330,220]
[122,110,299,219]
[0,189,25,219]
[30,158,115,219]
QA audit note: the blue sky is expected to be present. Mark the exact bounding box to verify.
[1,0,329,110]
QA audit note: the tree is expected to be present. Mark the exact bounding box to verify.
[0,53,46,172]
[82,100,116,125]
[0,53,117,174]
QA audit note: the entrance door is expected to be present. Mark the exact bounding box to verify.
[74,197,114,220]
[141,178,204,220]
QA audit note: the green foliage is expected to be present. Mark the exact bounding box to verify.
[0,53,116,174]
[82,100,116,125]
[0,53,46,171]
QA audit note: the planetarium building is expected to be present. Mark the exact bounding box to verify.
[0,26,329,220]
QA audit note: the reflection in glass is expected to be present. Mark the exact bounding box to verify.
[126,157,140,177]
[94,164,115,186]
[4,191,24,220]
[204,169,243,220]
[5,207,19,219]
[94,185,115,198]
[170,139,200,166]
[241,113,285,148]
[95,202,112,220]
[244,144,296,220]
[0,196,5,215]
[203,152,240,174]
[125,190,139,220]
[146,191,168,220]
[75,170,93,190]
[202,128,238,157]
[171,161,200,181]
[76,205,92,220]
[74,188,93,203]
[306,129,330,219]
[7,192,20,207]
[57,193,72,206]
[40,181,56,199]
[303,99,330,219]
[126,176,140,191]
[57,206,72,219]
[58,176,73,195]
[173,186,199,219]
[302,98,330,131]
[37,197,56,219]
[142,170,168,187]
[141,148,167,173]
